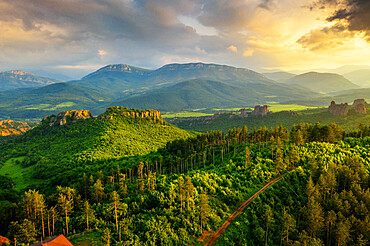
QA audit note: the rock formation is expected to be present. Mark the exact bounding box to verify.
[239,108,248,117]
[43,110,93,126]
[328,101,349,116]
[251,105,270,116]
[0,120,31,136]
[103,106,163,121]
[351,99,367,114]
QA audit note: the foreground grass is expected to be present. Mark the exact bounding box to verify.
[0,157,42,190]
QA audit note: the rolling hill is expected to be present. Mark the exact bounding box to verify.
[343,69,370,88]
[114,79,321,112]
[0,107,191,187]
[0,70,61,91]
[70,63,312,97]
[0,83,110,119]
[283,88,370,106]
[262,71,296,82]
[286,72,359,93]
[70,64,152,97]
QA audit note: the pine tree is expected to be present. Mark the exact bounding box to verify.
[102,228,111,246]
[185,176,194,210]
[281,207,296,245]
[92,179,105,203]
[199,192,210,231]
[245,145,251,168]
[178,176,185,213]
[84,200,94,231]
[57,186,74,235]
[264,205,274,246]
[110,191,127,233]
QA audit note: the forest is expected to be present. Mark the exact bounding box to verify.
[0,111,369,245]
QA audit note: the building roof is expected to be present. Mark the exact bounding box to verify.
[30,235,73,246]
[0,235,10,245]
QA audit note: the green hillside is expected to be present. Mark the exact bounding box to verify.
[286,72,359,93]
[0,70,61,91]
[0,119,368,245]
[0,83,110,119]
[284,88,370,106]
[147,63,275,86]
[0,107,191,188]
[71,64,152,96]
[71,63,318,99]
[115,79,320,112]
[262,71,296,82]
[343,69,370,87]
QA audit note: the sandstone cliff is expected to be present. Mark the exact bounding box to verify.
[102,106,163,122]
[328,101,349,116]
[351,99,367,114]
[43,110,93,126]
[251,105,270,116]
[0,120,31,136]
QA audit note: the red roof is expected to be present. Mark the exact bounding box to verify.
[30,234,73,246]
[0,236,10,245]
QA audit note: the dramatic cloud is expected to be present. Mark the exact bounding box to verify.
[297,24,356,51]
[0,0,369,77]
[298,0,370,51]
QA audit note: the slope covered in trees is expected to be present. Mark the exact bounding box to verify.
[0,107,191,190]
[286,72,359,93]
[115,79,320,112]
[0,117,369,245]
[0,70,61,91]
[0,83,111,119]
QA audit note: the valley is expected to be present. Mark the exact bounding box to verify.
[0,62,369,246]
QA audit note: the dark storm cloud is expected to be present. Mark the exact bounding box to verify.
[326,0,370,39]
[313,0,370,39]
[297,0,370,50]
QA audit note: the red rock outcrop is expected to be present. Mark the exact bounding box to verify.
[0,120,31,136]
[44,110,93,126]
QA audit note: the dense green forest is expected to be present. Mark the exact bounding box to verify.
[0,109,369,245]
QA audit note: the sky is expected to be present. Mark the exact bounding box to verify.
[0,0,369,79]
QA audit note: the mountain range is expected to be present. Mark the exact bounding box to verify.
[0,62,369,119]
[0,70,61,91]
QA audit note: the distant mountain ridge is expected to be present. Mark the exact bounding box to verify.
[71,62,280,96]
[286,72,359,93]
[116,79,320,111]
[82,64,152,80]
[0,70,62,91]
[0,83,110,119]
[343,69,370,88]
[262,71,296,82]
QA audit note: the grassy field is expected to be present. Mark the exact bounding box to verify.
[162,104,318,118]
[171,106,370,133]
[0,157,42,190]
[162,111,214,118]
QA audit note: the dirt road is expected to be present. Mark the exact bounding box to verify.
[205,174,285,246]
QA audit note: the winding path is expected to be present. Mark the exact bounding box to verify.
[205,174,285,246]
